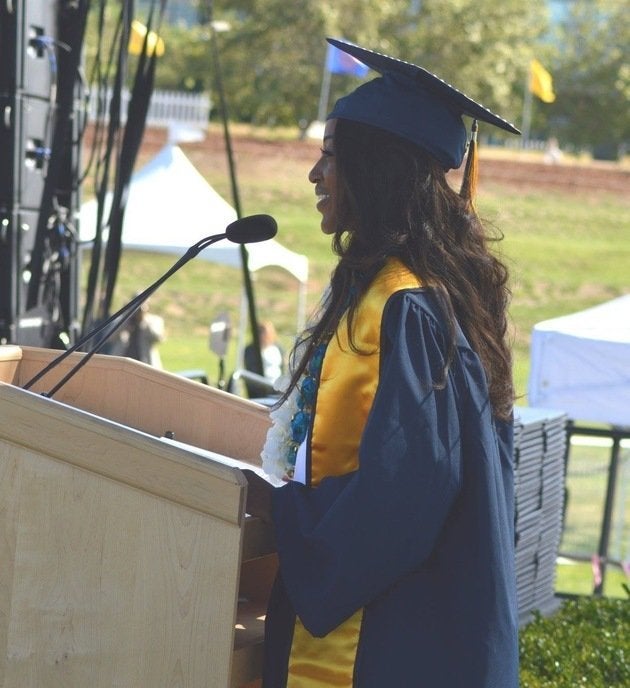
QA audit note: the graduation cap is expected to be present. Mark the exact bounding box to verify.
[326,38,520,199]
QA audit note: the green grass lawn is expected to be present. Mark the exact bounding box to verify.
[555,437,629,598]
[556,560,628,599]
[475,187,629,400]
[111,143,630,398]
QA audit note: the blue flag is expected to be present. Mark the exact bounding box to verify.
[325,43,369,77]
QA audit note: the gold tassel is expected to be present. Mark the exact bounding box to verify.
[460,119,479,207]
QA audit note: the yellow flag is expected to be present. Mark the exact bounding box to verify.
[530,59,555,103]
[128,19,165,57]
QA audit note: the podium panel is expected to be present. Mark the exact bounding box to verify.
[0,345,271,462]
[0,346,276,687]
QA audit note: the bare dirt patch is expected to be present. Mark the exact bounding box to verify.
[91,125,629,198]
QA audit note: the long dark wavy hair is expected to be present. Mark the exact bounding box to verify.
[283,118,513,420]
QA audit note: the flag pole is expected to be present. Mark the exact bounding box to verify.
[316,46,332,122]
[521,67,533,148]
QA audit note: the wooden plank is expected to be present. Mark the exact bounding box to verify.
[0,346,276,686]
[0,346,21,386]
[0,384,245,525]
[6,346,271,465]
[0,443,241,688]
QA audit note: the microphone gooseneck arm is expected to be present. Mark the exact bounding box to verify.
[42,299,151,398]
[22,214,278,398]
[22,232,225,393]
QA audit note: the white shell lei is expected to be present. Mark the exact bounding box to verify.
[261,291,330,481]
[260,373,301,480]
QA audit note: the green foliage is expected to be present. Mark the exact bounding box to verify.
[396,0,550,131]
[146,23,214,92]
[216,0,551,128]
[83,1,628,148]
[519,594,630,687]
[549,0,629,155]
[215,0,326,125]
[133,0,551,127]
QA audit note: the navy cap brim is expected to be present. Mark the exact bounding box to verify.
[327,37,520,136]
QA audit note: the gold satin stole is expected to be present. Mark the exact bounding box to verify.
[287,259,422,687]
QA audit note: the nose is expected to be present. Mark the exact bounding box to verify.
[308,158,322,184]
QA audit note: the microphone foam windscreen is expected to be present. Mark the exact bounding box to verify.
[226,214,277,243]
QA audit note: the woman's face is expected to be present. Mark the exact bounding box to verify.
[308,118,339,235]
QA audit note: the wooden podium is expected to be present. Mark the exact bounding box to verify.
[0,346,277,688]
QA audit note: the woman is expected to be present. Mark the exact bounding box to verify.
[244,321,285,398]
[246,39,520,687]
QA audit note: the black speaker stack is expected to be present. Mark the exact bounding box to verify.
[0,0,81,348]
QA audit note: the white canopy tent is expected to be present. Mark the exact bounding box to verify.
[528,295,630,426]
[80,144,309,356]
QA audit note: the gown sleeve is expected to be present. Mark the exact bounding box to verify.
[271,290,468,637]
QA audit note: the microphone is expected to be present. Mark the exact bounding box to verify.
[23,214,278,397]
[225,213,277,244]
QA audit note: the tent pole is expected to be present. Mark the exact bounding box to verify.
[237,288,247,369]
[208,9,263,377]
[297,280,307,334]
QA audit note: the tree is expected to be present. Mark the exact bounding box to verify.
[84,0,552,133]
[550,0,629,157]
[208,0,550,131]
[394,0,550,140]
[211,0,326,125]
[209,0,409,126]
[145,22,213,92]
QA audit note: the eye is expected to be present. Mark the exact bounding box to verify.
[320,147,334,157]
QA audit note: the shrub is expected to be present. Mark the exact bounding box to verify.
[519,590,630,687]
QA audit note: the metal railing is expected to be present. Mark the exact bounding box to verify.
[86,87,211,127]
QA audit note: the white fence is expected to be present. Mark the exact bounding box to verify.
[87,88,211,127]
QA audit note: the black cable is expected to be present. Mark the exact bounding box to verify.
[82,0,168,331]
[24,1,90,346]
[100,3,166,318]
[82,5,127,332]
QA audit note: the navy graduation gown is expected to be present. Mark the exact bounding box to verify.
[263,290,519,687]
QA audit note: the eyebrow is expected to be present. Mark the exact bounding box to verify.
[323,135,334,142]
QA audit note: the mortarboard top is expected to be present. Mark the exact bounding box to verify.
[326,37,520,170]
